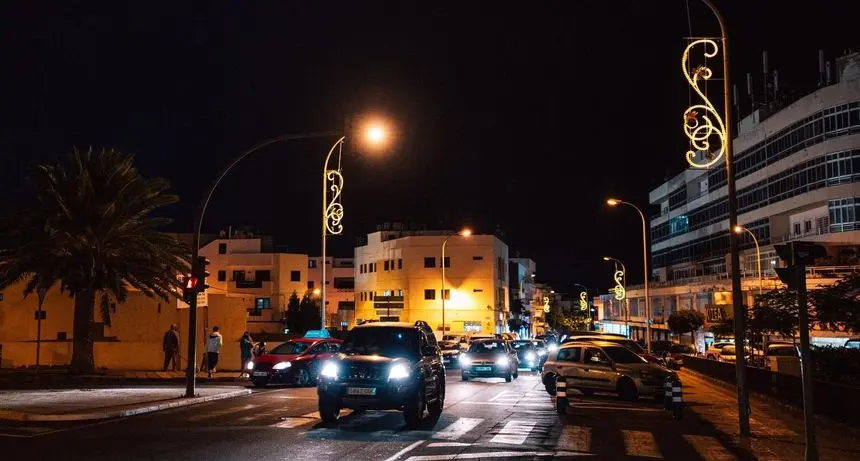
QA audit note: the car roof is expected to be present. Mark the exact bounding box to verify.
[355,321,416,329]
[286,338,340,344]
[561,340,620,348]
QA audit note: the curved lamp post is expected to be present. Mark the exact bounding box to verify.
[441,228,472,335]
[603,256,628,337]
[606,198,650,350]
[734,225,763,296]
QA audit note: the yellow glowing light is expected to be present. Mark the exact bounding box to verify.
[313,288,321,295]
[603,256,611,261]
[606,198,621,206]
[613,270,626,301]
[579,292,588,311]
[324,169,345,235]
[460,228,472,237]
[682,39,727,169]
[733,225,743,234]
[449,289,473,309]
[543,296,550,313]
[367,126,385,143]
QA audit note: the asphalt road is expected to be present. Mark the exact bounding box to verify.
[0,369,776,461]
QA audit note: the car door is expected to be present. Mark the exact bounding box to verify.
[306,341,329,376]
[419,331,442,400]
[582,347,615,390]
[555,347,583,387]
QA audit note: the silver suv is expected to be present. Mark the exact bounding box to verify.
[541,341,676,401]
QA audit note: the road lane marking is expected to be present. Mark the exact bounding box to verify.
[427,442,472,448]
[682,435,736,461]
[405,451,592,460]
[622,430,661,458]
[301,411,320,418]
[459,402,551,407]
[186,403,259,422]
[557,424,591,453]
[383,440,424,461]
[271,417,316,429]
[433,418,483,440]
[490,419,537,445]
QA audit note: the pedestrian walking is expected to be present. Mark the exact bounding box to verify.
[205,326,223,378]
[162,324,180,371]
[240,331,254,377]
[254,341,267,358]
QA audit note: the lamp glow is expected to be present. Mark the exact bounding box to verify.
[682,39,727,169]
[246,361,255,371]
[495,356,510,367]
[367,126,385,143]
[543,296,551,313]
[606,198,621,206]
[388,363,410,379]
[613,270,626,301]
[313,288,321,295]
[460,228,472,237]
[733,225,742,233]
[459,355,471,366]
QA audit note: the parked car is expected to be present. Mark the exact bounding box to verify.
[541,341,676,400]
[705,341,734,360]
[844,338,860,349]
[249,337,342,387]
[511,340,544,371]
[460,339,519,381]
[440,340,463,368]
[316,321,445,428]
[663,343,697,369]
[564,335,664,366]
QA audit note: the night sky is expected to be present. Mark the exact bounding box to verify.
[1,1,857,295]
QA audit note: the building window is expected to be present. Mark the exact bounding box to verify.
[255,297,271,309]
[369,292,374,300]
[308,281,314,290]
[424,257,436,268]
[218,243,227,254]
[217,270,226,282]
[473,288,483,292]
[256,270,271,281]
[398,259,403,269]
[793,222,801,235]
[443,257,450,268]
[472,256,483,261]
[804,220,812,233]
[829,197,860,232]
[497,257,505,280]
[232,270,245,282]
[290,270,301,282]
[424,289,436,300]
[309,260,317,269]
[463,321,481,332]
[669,215,689,236]
[384,260,390,271]
[333,277,354,289]
[442,289,450,300]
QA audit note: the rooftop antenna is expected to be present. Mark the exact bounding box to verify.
[746,72,755,113]
[826,60,833,85]
[818,49,825,87]
[762,50,769,107]
[773,69,779,95]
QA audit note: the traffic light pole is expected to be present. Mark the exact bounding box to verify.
[184,131,339,398]
[795,258,819,461]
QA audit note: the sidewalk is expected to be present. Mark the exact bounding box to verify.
[679,370,860,460]
[0,368,249,389]
[0,386,251,422]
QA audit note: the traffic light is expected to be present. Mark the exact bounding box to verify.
[774,241,827,289]
[192,256,210,293]
[182,275,198,303]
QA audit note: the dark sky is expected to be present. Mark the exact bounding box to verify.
[1,1,857,295]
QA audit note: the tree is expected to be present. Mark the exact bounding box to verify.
[285,291,301,333]
[0,148,187,374]
[667,309,705,342]
[709,320,734,340]
[811,273,860,334]
[510,298,524,317]
[298,291,322,332]
[750,288,800,342]
[507,318,524,333]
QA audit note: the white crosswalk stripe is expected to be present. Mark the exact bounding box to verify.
[682,435,736,461]
[557,424,591,454]
[186,403,260,422]
[490,419,537,445]
[433,418,483,440]
[622,429,662,458]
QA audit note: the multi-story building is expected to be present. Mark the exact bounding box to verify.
[354,228,510,335]
[509,258,537,338]
[307,257,355,329]
[599,51,860,349]
[530,282,554,336]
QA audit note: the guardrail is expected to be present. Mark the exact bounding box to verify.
[682,355,859,426]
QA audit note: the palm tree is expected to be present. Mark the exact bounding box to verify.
[0,148,188,374]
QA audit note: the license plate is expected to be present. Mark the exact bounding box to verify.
[475,366,492,372]
[347,387,376,396]
[252,371,268,377]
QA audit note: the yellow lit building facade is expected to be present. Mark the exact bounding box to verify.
[354,229,510,335]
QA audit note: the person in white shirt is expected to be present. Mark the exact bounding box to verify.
[205,326,223,378]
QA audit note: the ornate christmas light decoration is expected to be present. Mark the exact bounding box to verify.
[324,169,344,235]
[682,39,726,169]
[543,296,550,313]
[613,270,626,301]
[579,291,588,311]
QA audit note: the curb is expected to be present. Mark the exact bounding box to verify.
[0,388,251,422]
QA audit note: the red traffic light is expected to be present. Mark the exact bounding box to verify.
[185,276,198,290]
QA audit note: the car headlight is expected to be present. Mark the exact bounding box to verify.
[246,361,255,370]
[525,352,536,361]
[496,356,510,366]
[460,355,471,366]
[548,344,559,352]
[537,349,547,356]
[389,364,410,379]
[320,361,339,379]
[272,361,291,370]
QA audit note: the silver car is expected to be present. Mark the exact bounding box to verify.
[541,340,676,401]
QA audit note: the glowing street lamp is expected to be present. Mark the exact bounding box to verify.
[734,225,763,296]
[606,198,651,349]
[441,228,472,335]
[321,121,389,328]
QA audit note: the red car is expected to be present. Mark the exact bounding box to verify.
[249,338,342,387]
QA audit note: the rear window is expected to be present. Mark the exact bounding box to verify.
[512,341,533,350]
[270,341,310,355]
[602,346,647,364]
[557,347,581,362]
[468,340,506,353]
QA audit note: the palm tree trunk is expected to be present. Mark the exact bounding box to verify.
[69,289,95,374]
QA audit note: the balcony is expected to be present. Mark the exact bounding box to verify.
[231,280,273,295]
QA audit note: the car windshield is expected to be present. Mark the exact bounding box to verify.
[602,346,647,364]
[342,327,419,358]
[440,342,460,351]
[442,335,459,342]
[532,340,546,348]
[512,341,533,350]
[846,340,860,349]
[468,340,506,353]
[270,341,310,355]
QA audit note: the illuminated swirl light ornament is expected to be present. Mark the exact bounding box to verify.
[579,292,588,311]
[682,39,727,169]
[613,270,626,301]
[324,169,344,235]
[543,296,550,313]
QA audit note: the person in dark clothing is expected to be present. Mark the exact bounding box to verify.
[162,324,180,371]
[205,326,223,378]
[240,332,254,377]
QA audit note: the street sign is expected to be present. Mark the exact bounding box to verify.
[177,290,208,309]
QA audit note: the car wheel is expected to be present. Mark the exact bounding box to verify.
[617,378,639,401]
[543,375,556,395]
[505,373,512,383]
[296,368,311,386]
[428,381,444,417]
[319,397,340,424]
[404,389,425,429]
[707,355,716,360]
[251,380,268,388]
[461,374,470,381]
[532,367,540,372]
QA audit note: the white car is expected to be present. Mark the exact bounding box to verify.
[705,341,734,360]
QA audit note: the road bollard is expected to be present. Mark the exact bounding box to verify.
[664,377,673,411]
[671,377,684,420]
[556,376,568,414]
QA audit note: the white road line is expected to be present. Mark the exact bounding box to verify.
[405,451,591,460]
[622,430,662,458]
[270,417,316,429]
[557,424,591,453]
[383,440,424,461]
[433,418,483,440]
[490,419,537,445]
[682,435,736,461]
[186,403,258,422]
[426,442,472,448]
[572,404,662,412]
[460,401,551,407]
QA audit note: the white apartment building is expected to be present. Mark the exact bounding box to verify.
[598,51,860,349]
[354,227,510,335]
[307,257,355,328]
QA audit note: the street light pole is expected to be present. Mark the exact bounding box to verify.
[322,136,347,330]
[35,287,47,376]
[441,229,471,337]
[734,225,763,296]
[606,199,650,351]
[603,256,628,337]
